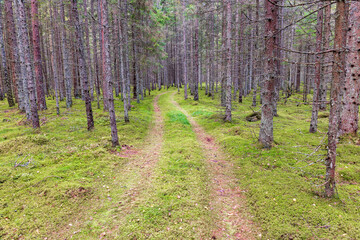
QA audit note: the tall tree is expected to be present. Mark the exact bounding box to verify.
[14,0,40,128]
[31,0,46,110]
[224,0,232,122]
[3,0,16,107]
[339,2,360,136]
[193,17,199,101]
[325,0,348,198]
[0,0,14,107]
[100,0,119,147]
[181,0,188,100]
[259,0,278,148]
[72,0,94,131]
[309,2,324,133]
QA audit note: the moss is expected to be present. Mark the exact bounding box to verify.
[175,89,360,239]
[0,92,159,239]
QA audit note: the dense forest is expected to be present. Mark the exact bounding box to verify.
[0,0,359,239]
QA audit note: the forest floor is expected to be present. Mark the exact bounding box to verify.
[0,89,360,239]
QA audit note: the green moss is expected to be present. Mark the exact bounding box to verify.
[0,92,159,239]
[175,89,360,239]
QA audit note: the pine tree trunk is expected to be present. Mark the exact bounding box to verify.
[181,0,188,100]
[100,0,119,146]
[0,1,13,107]
[193,18,199,101]
[15,0,40,128]
[72,0,94,131]
[259,0,278,148]
[3,0,16,107]
[339,2,360,136]
[224,0,232,122]
[309,2,324,133]
[320,4,331,111]
[60,0,73,109]
[325,0,348,198]
[31,0,46,110]
[50,2,60,115]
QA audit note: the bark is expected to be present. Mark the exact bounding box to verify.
[259,0,278,148]
[0,1,14,107]
[83,0,94,99]
[309,2,324,133]
[117,0,129,122]
[50,2,60,115]
[60,0,72,108]
[15,0,40,128]
[100,0,119,146]
[326,0,348,198]
[339,2,360,136]
[91,0,100,109]
[181,0,188,100]
[252,0,260,107]
[3,0,16,107]
[224,0,232,122]
[193,18,199,101]
[72,0,94,131]
[320,4,331,111]
[31,0,46,110]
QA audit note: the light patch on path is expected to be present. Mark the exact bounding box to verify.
[171,92,259,240]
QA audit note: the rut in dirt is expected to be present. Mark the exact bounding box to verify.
[171,92,258,240]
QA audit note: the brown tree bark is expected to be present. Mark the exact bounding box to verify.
[0,0,14,107]
[259,0,278,148]
[60,0,73,109]
[320,4,332,111]
[72,0,94,131]
[309,2,324,133]
[181,0,188,100]
[31,0,46,110]
[3,0,16,107]
[193,17,199,101]
[325,0,348,198]
[15,0,40,128]
[224,0,232,122]
[100,0,119,147]
[339,2,360,136]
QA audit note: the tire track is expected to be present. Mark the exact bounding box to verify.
[171,92,258,240]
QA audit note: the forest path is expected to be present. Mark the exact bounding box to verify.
[171,92,258,239]
[55,93,166,239]
[111,92,166,219]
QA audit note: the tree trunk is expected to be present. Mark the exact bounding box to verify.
[259,0,278,148]
[181,0,188,100]
[320,4,331,111]
[72,0,94,131]
[309,2,324,133]
[0,1,14,107]
[15,0,40,128]
[100,0,119,146]
[224,0,232,122]
[31,0,46,110]
[193,18,199,101]
[3,0,16,107]
[339,2,360,136]
[325,0,348,198]
[60,0,72,109]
